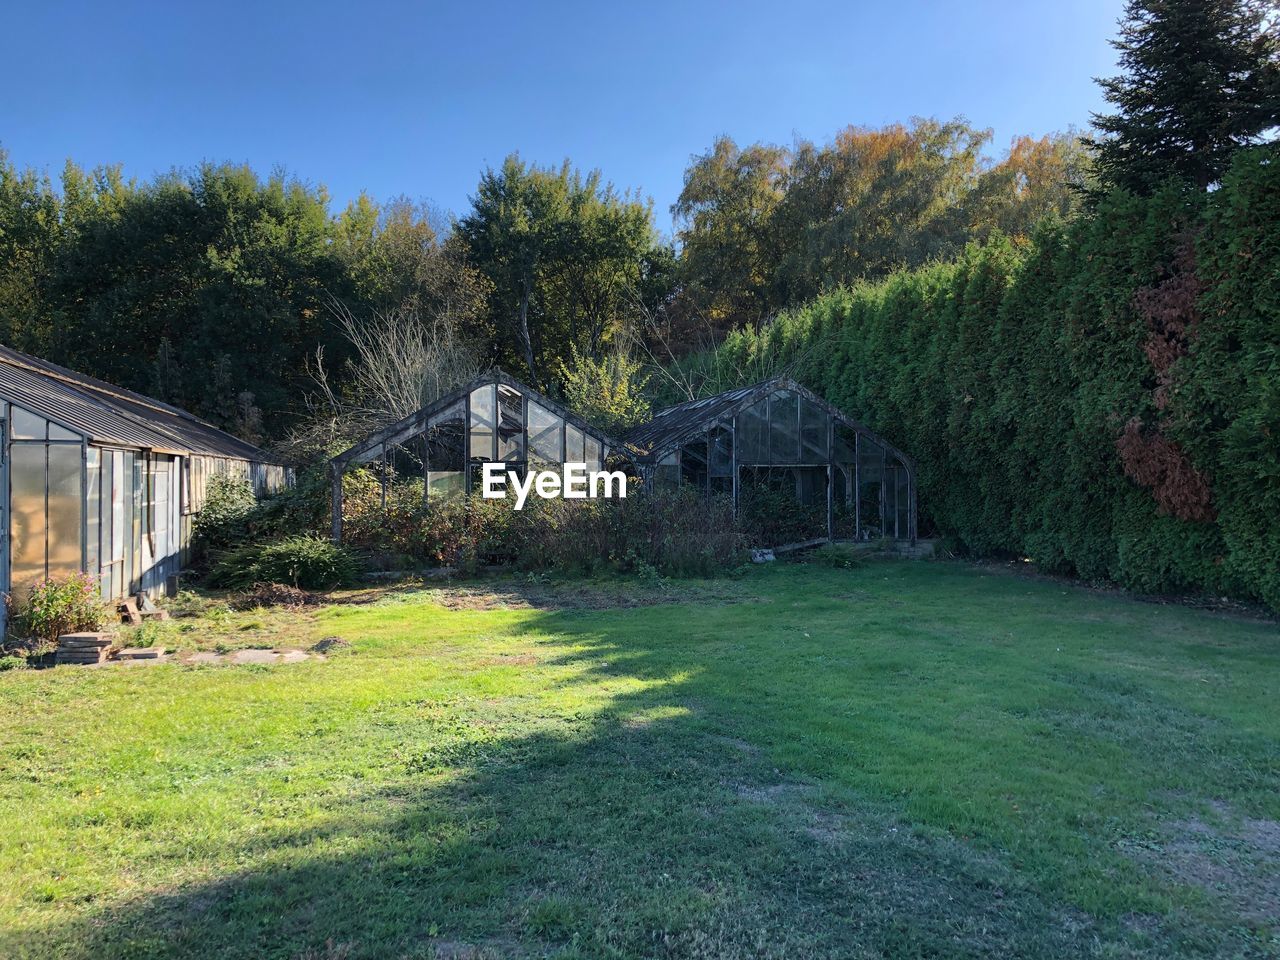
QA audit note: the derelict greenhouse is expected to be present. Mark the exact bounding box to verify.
[328,370,621,537]
[331,371,917,546]
[624,377,916,542]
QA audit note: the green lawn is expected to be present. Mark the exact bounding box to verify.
[1,561,1277,959]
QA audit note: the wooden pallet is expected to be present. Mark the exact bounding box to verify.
[117,598,170,625]
[56,632,113,665]
[116,647,166,661]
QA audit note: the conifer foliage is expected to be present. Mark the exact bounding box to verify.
[1089,0,1279,192]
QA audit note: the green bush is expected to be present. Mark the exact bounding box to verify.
[192,475,258,551]
[194,466,337,559]
[701,147,1280,609]
[207,536,362,590]
[244,464,340,540]
[5,573,107,650]
[805,543,866,569]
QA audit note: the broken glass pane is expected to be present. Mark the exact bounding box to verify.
[497,384,524,461]
[769,390,799,463]
[736,398,768,462]
[427,401,465,472]
[680,440,708,488]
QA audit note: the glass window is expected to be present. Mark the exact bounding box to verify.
[769,390,800,463]
[47,445,83,579]
[497,384,524,462]
[800,398,828,461]
[527,402,563,464]
[155,460,172,566]
[883,463,899,538]
[565,424,585,463]
[427,471,464,500]
[857,434,885,481]
[709,426,733,477]
[736,398,768,462]
[584,435,602,473]
[654,451,679,488]
[857,435,885,540]
[833,425,857,466]
[11,406,45,440]
[427,401,465,473]
[86,448,101,581]
[110,452,125,598]
[124,452,139,594]
[468,385,496,462]
[9,445,46,596]
[680,440,708,488]
[49,422,81,442]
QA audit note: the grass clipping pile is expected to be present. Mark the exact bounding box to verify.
[228,582,325,611]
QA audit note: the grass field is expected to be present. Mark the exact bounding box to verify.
[0,560,1277,959]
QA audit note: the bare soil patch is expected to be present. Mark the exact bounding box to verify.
[1126,801,1280,925]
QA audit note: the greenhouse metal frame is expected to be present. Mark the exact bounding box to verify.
[624,377,917,543]
[328,370,622,540]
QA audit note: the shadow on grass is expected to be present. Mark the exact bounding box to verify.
[8,602,1237,960]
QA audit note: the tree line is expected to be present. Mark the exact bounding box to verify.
[0,125,1090,444]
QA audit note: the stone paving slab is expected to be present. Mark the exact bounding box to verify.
[86,648,321,667]
[181,649,317,666]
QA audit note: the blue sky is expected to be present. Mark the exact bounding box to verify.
[1,0,1125,235]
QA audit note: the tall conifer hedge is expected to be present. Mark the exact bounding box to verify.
[708,147,1280,608]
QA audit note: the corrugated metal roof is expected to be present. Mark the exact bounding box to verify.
[0,344,277,462]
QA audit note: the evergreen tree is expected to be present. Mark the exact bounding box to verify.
[1089,0,1279,192]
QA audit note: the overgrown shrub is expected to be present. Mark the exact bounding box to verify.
[192,475,258,551]
[558,346,652,434]
[342,483,746,578]
[701,147,1280,608]
[4,573,107,651]
[737,484,827,547]
[244,464,342,541]
[194,466,338,558]
[207,536,362,590]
